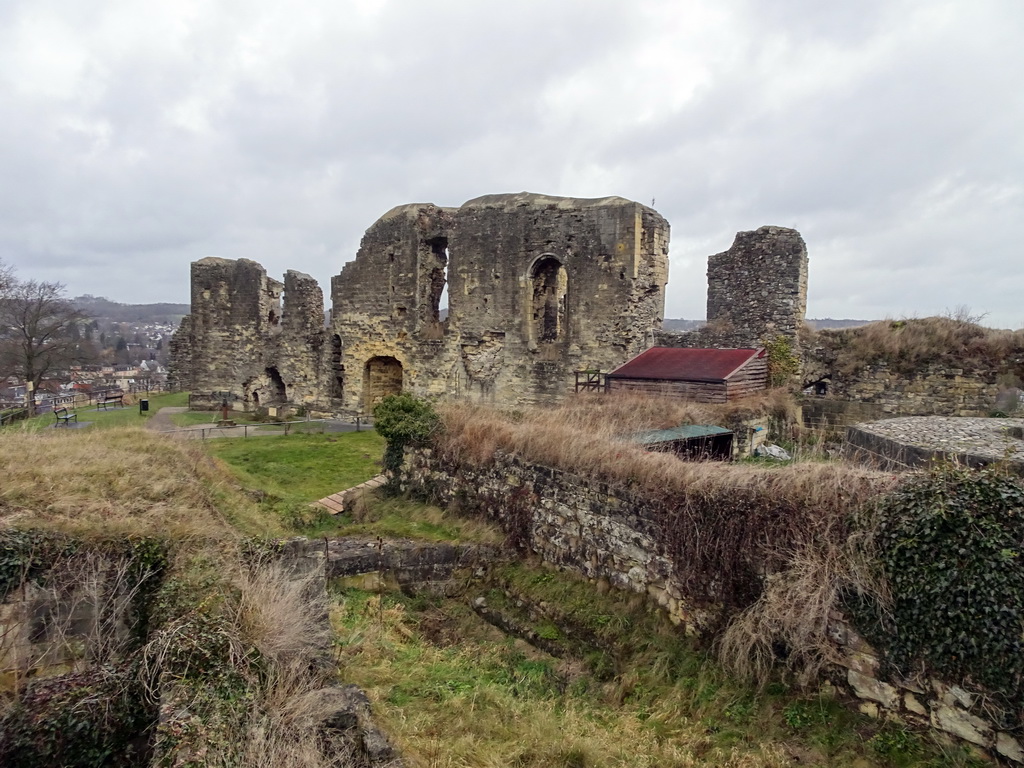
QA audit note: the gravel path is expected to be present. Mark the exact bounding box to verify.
[146,406,187,432]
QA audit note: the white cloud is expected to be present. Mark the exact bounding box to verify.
[0,0,1021,327]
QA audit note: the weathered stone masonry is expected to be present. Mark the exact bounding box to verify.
[655,225,808,350]
[168,257,334,411]
[171,193,811,415]
[398,447,1024,764]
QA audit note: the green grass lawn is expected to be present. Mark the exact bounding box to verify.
[2,391,191,432]
[336,494,503,544]
[170,411,219,427]
[205,431,386,533]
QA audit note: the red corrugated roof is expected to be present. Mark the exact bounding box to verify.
[607,347,765,383]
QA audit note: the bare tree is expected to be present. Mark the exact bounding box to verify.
[0,259,13,296]
[0,271,92,410]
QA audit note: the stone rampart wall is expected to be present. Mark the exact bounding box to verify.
[398,448,1024,763]
[821,364,1001,417]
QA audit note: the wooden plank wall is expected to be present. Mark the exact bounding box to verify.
[725,356,768,399]
[606,378,729,403]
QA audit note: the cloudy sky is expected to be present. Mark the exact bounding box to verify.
[1,0,1021,327]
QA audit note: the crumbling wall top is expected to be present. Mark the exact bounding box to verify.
[460,191,645,211]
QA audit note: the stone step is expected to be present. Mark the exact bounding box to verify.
[312,474,388,515]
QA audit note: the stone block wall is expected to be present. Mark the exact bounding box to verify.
[170,258,336,413]
[332,193,670,413]
[706,226,807,344]
[817,363,1002,417]
[0,555,136,680]
[655,226,808,352]
[831,620,1024,763]
[398,447,1023,763]
[399,449,692,624]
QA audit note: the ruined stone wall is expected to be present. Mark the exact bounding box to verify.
[275,270,331,408]
[172,197,825,415]
[166,314,192,390]
[826,364,1001,417]
[331,204,457,412]
[655,225,808,351]
[399,448,687,623]
[170,258,336,413]
[333,193,669,413]
[398,447,1024,763]
[800,324,1024,420]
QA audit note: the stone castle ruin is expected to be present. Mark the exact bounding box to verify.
[169,192,807,415]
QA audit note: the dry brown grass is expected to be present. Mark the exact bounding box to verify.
[810,315,1024,376]
[0,426,283,540]
[145,556,349,768]
[232,561,348,768]
[434,392,889,520]
[716,537,889,687]
[432,394,902,685]
[435,390,795,468]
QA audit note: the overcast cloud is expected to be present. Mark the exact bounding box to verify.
[1,0,1021,326]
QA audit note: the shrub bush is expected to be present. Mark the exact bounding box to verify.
[860,464,1024,725]
[373,394,439,474]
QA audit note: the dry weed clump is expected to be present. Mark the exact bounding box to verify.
[146,556,349,768]
[716,539,888,687]
[0,426,281,540]
[810,316,1024,376]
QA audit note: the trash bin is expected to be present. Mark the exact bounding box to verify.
[139,399,149,413]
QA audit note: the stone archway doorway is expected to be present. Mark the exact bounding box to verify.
[363,356,403,410]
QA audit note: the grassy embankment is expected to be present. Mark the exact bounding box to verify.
[0,414,391,766]
[0,391,994,767]
[806,315,1024,377]
[321,392,984,767]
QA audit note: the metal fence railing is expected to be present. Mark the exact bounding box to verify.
[158,419,331,439]
[0,408,30,427]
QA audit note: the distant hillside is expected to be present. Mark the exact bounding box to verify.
[663,318,871,331]
[805,318,871,329]
[73,295,190,323]
[662,318,704,331]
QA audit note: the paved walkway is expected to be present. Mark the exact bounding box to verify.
[146,408,372,439]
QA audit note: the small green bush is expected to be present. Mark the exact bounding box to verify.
[373,394,439,474]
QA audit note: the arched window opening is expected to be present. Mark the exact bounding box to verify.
[268,290,283,327]
[363,356,403,409]
[531,257,568,343]
[331,334,344,399]
[425,237,449,327]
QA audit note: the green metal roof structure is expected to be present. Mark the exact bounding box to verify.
[631,424,733,445]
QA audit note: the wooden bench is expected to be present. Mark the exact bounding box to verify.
[97,394,125,410]
[54,407,78,426]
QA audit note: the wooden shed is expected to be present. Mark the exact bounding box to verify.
[605,347,768,403]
